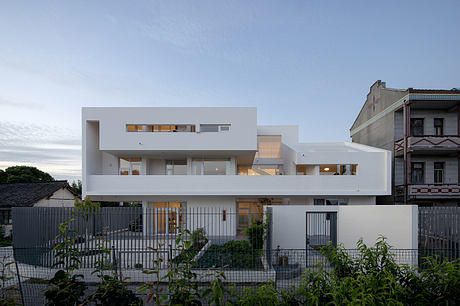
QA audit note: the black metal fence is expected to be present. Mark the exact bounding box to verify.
[419,206,459,261]
[1,246,435,305]
[5,206,459,305]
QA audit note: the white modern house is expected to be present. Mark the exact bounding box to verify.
[82,107,392,236]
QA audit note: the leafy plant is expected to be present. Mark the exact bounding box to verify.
[0,255,20,305]
[243,210,270,250]
[237,281,279,306]
[197,240,262,270]
[137,245,168,305]
[89,233,142,306]
[44,219,87,306]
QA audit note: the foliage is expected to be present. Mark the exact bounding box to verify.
[197,240,263,270]
[0,255,20,305]
[0,166,54,183]
[89,234,142,306]
[44,270,86,306]
[244,222,264,249]
[173,228,208,264]
[70,180,82,196]
[0,227,12,247]
[44,219,87,306]
[243,210,270,250]
[0,170,5,184]
[237,282,279,306]
[74,196,100,209]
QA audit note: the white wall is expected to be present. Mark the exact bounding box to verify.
[269,205,417,250]
[34,188,77,207]
[83,107,257,151]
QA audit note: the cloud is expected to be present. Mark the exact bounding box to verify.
[0,96,45,110]
[0,121,81,180]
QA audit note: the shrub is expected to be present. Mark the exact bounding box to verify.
[244,222,264,249]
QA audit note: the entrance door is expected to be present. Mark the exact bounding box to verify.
[305,212,337,248]
[153,202,184,234]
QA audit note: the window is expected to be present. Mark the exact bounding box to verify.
[126,124,195,132]
[410,119,424,136]
[238,165,281,175]
[119,158,141,175]
[434,162,444,184]
[166,160,187,175]
[434,119,444,136]
[319,164,357,175]
[314,198,348,205]
[152,201,186,234]
[192,159,230,175]
[296,165,307,175]
[200,124,231,132]
[256,135,281,158]
[411,162,424,184]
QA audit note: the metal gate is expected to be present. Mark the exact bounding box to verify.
[305,212,337,249]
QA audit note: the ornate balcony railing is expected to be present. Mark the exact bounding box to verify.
[404,184,460,198]
[394,135,460,153]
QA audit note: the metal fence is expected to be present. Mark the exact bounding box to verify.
[5,206,460,305]
[419,206,459,261]
[1,246,436,305]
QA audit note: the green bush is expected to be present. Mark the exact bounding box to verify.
[244,222,264,249]
[197,240,263,270]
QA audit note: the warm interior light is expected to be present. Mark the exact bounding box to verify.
[324,167,330,171]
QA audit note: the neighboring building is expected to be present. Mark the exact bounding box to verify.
[351,80,460,206]
[0,180,79,234]
[82,107,391,235]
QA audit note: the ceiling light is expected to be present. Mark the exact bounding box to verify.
[324,167,330,171]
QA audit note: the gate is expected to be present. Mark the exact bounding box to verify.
[305,211,337,267]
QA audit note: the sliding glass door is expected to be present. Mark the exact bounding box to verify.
[152,201,185,234]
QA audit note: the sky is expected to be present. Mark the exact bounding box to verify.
[0,0,459,181]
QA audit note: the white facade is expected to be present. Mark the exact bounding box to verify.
[82,107,391,233]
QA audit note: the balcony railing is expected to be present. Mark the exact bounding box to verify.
[396,184,460,198]
[395,135,460,152]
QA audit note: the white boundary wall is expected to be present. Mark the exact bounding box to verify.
[269,205,418,250]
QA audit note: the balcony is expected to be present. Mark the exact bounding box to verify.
[85,174,388,197]
[394,136,460,155]
[396,184,460,199]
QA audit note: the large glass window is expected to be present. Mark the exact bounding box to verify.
[192,160,230,175]
[126,124,195,133]
[410,119,424,136]
[166,160,187,175]
[256,135,281,158]
[411,162,424,184]
[319,164,357,175]
[152,201,186,234]
[238,165,281,175]
[119,158,141,175]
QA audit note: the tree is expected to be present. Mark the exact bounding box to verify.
[1,166,54,183]
[71,180,82,196]
[0,170,6,184]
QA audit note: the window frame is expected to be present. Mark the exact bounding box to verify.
[434,162,445,184]
[119,157,142,175]
[433,118,444,136]
[410,118,424,136]
[411,162,425,184]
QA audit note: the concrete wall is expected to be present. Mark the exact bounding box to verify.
[269,205,417,250]
[83,107,257,152]
[34,188,76,207]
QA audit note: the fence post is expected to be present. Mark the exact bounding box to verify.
[13,248,25,306]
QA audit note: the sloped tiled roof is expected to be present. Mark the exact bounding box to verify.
[0,181,78,207]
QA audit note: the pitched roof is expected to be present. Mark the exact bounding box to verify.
[0,181,78,207]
